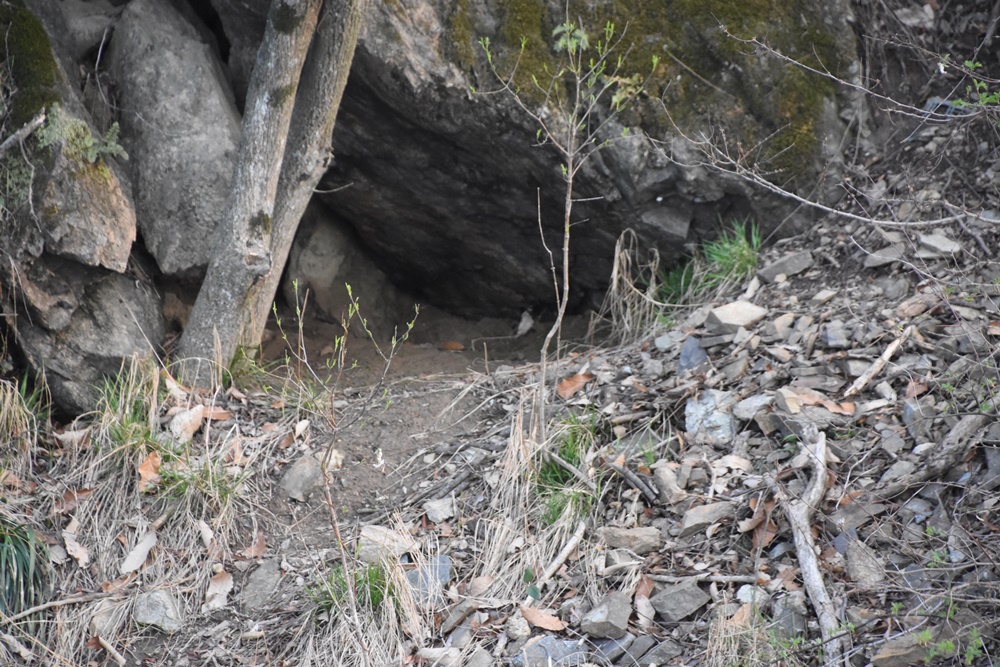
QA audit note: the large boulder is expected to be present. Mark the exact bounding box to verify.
[107,0,240,278]
[209,0,861,317]
[15,269,164,415]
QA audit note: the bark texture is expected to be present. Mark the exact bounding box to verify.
[178,0,323,385]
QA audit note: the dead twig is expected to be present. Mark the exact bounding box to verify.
[778,423,851,665]
[98,636,126,666]
[538,519,587,587]
[0,112,45,161]
[606,461,657,504]
[842,325,912,399]
[0,591,108,626]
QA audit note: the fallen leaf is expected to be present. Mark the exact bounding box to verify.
[52,427,91,449]
[988,321,1000,336]
[727,603,754,627]
[63,522,90,568]
[226,440,249,466]
[294,419,310,439]
[438,340,465,351]
[53,488,92,515]
[201,570,234,612]
[204,406,232,421]
[241,531,266,559]
[120,531,157,574]
[466,576,495,597]
[751,518,780,550]
[197,520,216,549]
[169,405,205,443]
[162,373,189,404]
[556,372,594,400]
[137,452,161,493]
[85,637,102,650]
[519,604,566,631]
[904,378,929,398]
[101,572,136,593]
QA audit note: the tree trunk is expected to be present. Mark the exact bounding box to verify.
[178,0,367,386]
[243,0,369,349]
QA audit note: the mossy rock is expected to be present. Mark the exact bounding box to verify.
[447,0,855,189]
[0,0,60,128]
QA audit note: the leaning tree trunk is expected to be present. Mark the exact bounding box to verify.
[179,0,368,387]
[243,0,369,349]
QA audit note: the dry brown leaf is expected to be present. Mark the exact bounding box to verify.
[519,604,566,631]
[162,372,189,404]
[169,405,205,443]
[63,520,90,568]
[438,340,465,351]
[202,571,234,613]
[101,572,136,593]
[465,575,495,597]
[775,566,800,591]
[241,531,266,559]
[0,469,20,488]
[85,636,102,650]
[904,378,929,398]
[989,321,1000,336]
[52,427,91,449]
[727,603,754,627]
[751,518,779,550]
[120,531,157,574]
[53,488,92,515]
[137,452,161,494]
[226,440,249,466]
[556,372,594,400]
[204,406,232,421]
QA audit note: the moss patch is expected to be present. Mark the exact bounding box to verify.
[452,0,852,188]
[271,83,297,108]
[249,211,272,237]
[270,1,301,34]
[0,0,60,128]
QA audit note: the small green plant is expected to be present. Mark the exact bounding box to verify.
[890,601,905,615]
[702,220,761,288]
[36,104,127,167]
[0,517,48,622]
[964,628,984,665]
[310,562,395,615]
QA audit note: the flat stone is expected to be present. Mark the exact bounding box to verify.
[684,389,735,446]
[758,250,813,283]
[771,591,808,640]
[677,335,709,373]
[580,591,632,639]
[615,634,657,665]
[423,497,455,524]
[239,559,282,609]
[133,589,183,634]
[592,632,634,662]
[821,320,851,348]
[598,527,662,555]
[406,555,452,607]
[679,502,735,538]
[280,453,324,502]
[636,638,684,665]
[649,578,710,622]
[357,525,418,564]
[763,312,796,340]
[733,394,774,421]
[871,632,926,667]
[440,599,478,635]
[706,301,768,335]
[846,539,885,588]
[511,635,588,667]
[652,465,686,505]
[465,647,495,667]
[654,331,682,352]
[918,232,961,256]
[810,288,838,304]
[863,245,904,268]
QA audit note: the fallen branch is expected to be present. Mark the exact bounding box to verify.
[538,519,587,587]
[871,413,988,500]
[98,636,127,666]
[648,573,762,584]
[606,461,658,504]
[0,591,108,625]
[779,423,850,665]
[0,112,45,161]
[842,325,912,399]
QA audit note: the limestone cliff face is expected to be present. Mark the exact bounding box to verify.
[211,0,861,317]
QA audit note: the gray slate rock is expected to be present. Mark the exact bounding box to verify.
[705,301,768,335]
[511,635,588,667]
[465,647,494,667]
[684,389,735,446]
[107,0,240,277]
[280,453,324,502]
[637,639,684,665]
[652,465,686,505]
[239,559,282,609]
[133,589,183,634]
[758,250,813,283]
[677,335,709,373]
[679,502,736,537]
[733,394,774,421]
[649,578,710,622]
[863,245,904,268]
[579,591,631,639]
[598,527,661,555]
[406,555,452,607]
[615,634,657,665]
[591,632,634,662]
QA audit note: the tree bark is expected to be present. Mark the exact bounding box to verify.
[178,0,367,386]
[243,0,369,349]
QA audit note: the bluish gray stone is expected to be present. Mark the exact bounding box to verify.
[677,335,709,373]
[406,555,452,607]
[649,578,710,622]
[510,635,588,667]
[580,591,632,639]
